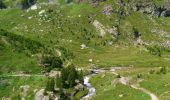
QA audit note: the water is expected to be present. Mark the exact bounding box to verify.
[81,75,96,100]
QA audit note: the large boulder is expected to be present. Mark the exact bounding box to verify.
[35,89,49,100]
[102,5,113,16]
[132,0,156,15]
[20,85,30,100]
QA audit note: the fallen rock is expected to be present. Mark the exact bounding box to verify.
[49,70,61,78]
[102,5,113,16]
[2,97,11,100]
[30,5,37,10]
[35,89,49,100]
[80,44,87,49]
[93,20,118,37]
[20,85,30,100]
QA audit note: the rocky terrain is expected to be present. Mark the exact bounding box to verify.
[0,0,170,100]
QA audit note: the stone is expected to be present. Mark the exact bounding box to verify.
[102,5,113,16]
[80,44,87,49]
[30,5,37,10]
[93,20,118,37]
[39,10,45,15]
[20,85,30,100]
[49,70,61,78]
[35,89,49,100]
[75,83,84,90]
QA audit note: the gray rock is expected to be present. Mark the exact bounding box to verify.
[20,85,30,100]
[35,89,49,100]
[102,5,113,16]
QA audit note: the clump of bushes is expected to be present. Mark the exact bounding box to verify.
[45,64,83,91]
[146,45,162,57]
[159,67,167,74]
[21,0,37,9]
[40,55,63,71]
[149,69,155,74]
[0,1,6,9]
[45,64,84,99]
[0,29,45,54]
[61,64,83,88]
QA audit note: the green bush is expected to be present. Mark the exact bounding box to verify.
[41,55,63,71]
[0,1,6,9]
[21,0,37,9]
[61,64,83,88]
[45,78,55,92]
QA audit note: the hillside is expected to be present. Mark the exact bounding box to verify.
[0,0,170,100]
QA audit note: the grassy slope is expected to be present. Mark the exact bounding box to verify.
[90,67,170,100]
[0,76,48,99]
[140,72,170,100]
[118,67,170,100]
[0,0,170,99]
[0,1,170,74]
[90,73,150,100]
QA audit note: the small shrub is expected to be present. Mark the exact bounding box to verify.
[160,67,167,74]
[149,69,155,74]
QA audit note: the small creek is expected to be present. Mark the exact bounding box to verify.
[81,67,158,100]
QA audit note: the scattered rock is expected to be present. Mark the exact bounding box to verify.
[89,59,93,62]
[30,5,38,10]
[75,83,84,91]
[93,20,106,36]
[39,10,45,15]
[102,5,113,16]
[35,89,49,100]
[93,20,118,37]
[80,44,87,49]
[2,97,11,100]
[119,94,123,97]
[49,70,61,78]
[20,85,30,100]
[28,16,33,19]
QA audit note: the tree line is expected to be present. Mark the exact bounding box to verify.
[0,29,45,53]
[45,64,84,100]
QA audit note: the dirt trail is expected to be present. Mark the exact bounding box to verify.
[119,76,159,100]
[109,68,158,100]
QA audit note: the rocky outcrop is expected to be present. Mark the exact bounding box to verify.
[92,20,118,37]
[2,97,11,100]
[132,0,156,15]
[93,20,106,36]
[102,5,113,16]
[20,85,30,100]
[35,89,49,100]
[160,0,170,17]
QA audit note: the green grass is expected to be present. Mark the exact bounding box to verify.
[140,73,170,100]
[0,76,48,99]
[117,67,170,100]
[90,73,150,100]
[0,1,169,73]
[0,0,170,99]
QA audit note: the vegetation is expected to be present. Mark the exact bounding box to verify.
[0,1,6,9]
[0,0,170,99]
[21,0,37,9]
[61,64,83,88]
[90,73,150,100]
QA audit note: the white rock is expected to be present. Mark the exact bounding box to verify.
[89,59,93,62]
[119,94,123,97]
[78,15,81,17]
[20,85,30,100]
[39,10,45,15]
[30,5,37,10]
[28,16,33,19]
[80,44,87,49]
[35,89,49,100]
